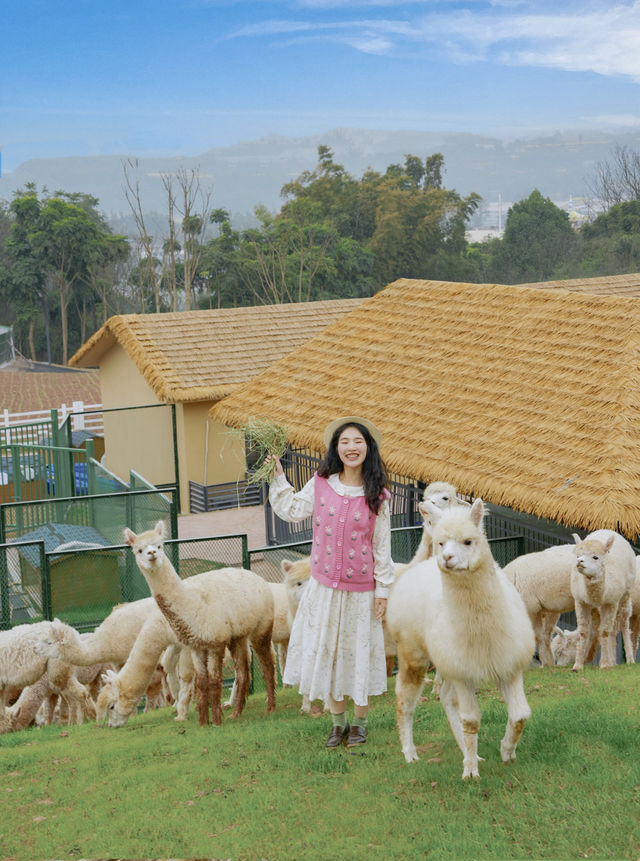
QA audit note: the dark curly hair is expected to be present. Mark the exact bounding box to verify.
[317,421,388,514]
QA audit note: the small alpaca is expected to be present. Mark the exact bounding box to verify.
[570,530,636,670]
[386,499,535,780]
[124,521,276,725]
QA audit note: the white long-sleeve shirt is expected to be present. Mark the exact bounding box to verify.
[269,471,395,599]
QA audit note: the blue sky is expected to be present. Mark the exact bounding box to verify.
[2,0,640,172]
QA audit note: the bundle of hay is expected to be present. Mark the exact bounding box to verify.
[237,416,289,485]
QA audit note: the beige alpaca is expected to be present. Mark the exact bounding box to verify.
[570,530,636,670]
[386,499,535,780]
[503,544,577,666]
[36,598,158,668]
[1,621,96,723]
[124,522,276,725]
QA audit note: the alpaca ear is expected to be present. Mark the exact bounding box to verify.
[103,669,119,684]
[603,534,615,554]
[280,559,293,575]
[572,533,582,545]
[155,520,166,539]
[469,498,485,528]
[123,527,136,546]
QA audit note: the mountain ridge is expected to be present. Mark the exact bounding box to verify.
[2,126,640,226]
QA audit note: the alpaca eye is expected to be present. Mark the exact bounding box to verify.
[464,539,472,546]
[592,555,599,560]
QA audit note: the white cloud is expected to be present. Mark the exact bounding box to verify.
[225,0,640,81]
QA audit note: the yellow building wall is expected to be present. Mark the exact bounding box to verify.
[180,404,246,505]
[100,346,177,492]
[98,345,246,512]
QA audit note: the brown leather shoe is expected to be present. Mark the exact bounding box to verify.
[346,725,367,747]
[325,723,350,748]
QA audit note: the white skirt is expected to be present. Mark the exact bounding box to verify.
[282,577,388,707]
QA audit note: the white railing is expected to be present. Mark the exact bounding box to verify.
[0,402,104,435]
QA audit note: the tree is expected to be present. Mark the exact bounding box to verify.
[487,190,577,283]
[369,157,480,285]
[2,186,128,363]
[122,159,162,312]
[588,144,640,208]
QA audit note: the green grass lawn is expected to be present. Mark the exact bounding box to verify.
[1,666,639,861]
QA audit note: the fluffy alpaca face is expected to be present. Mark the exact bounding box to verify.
[430,500,485,574]
[124,521,166,574]
[423,481,457,510]
[572,537,610,582]
[281,557,311,610]
[96,673,130,727]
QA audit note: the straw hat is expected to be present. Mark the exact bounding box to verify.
[323,416,382,449]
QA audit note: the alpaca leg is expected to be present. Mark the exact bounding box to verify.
[598,604,618,669]
[432,668,442,699]
[438,679,464,754]
[451,681,481,780]
[572,601,591,671]
[540,612,560,667]
[191,649,210,726]
[251,631,277,714]
[617,596,635,664]
[499,673,531,764]
[207,647,226,725]
[394,651,428,763]
[228,639,251,719]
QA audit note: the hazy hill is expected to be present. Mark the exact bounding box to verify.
[2,126,640,230]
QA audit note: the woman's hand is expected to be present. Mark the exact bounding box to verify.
[265,454,284,477]
[374,597,387,621]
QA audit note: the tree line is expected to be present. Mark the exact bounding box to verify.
[1,145,640,365]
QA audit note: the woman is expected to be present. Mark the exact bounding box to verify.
[267,416,394,748]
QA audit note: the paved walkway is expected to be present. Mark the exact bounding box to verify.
[177,504,267,550]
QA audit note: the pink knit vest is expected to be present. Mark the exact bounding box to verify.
[310,473,388,592]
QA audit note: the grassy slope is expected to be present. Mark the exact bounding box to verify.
[0,667,639,861]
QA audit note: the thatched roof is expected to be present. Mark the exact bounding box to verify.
[210,276,640,539]
[520,272,640,296]
[68,300,362,403]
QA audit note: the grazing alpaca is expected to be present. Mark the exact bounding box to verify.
[570,530,636,670]
[1,622,96,723]
[124,522,276,725]
[36,598,158,667]
[386,499,535,780]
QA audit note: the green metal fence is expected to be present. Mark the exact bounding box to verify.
[0,529,249,632]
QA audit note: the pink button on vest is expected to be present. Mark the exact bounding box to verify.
[310,474,378,592]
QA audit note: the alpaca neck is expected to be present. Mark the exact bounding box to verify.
[139,554,187,605]
[61,630,102,666]
[119,613,173,697]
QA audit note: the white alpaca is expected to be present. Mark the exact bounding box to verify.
[570,530,636,670]
[553,562,640,666]
[0,621,96,722]
[96,610,176,726]
[503,544,577,666]
[123,521,276,726]
[386,499,535,780]
[36,598,158,667]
